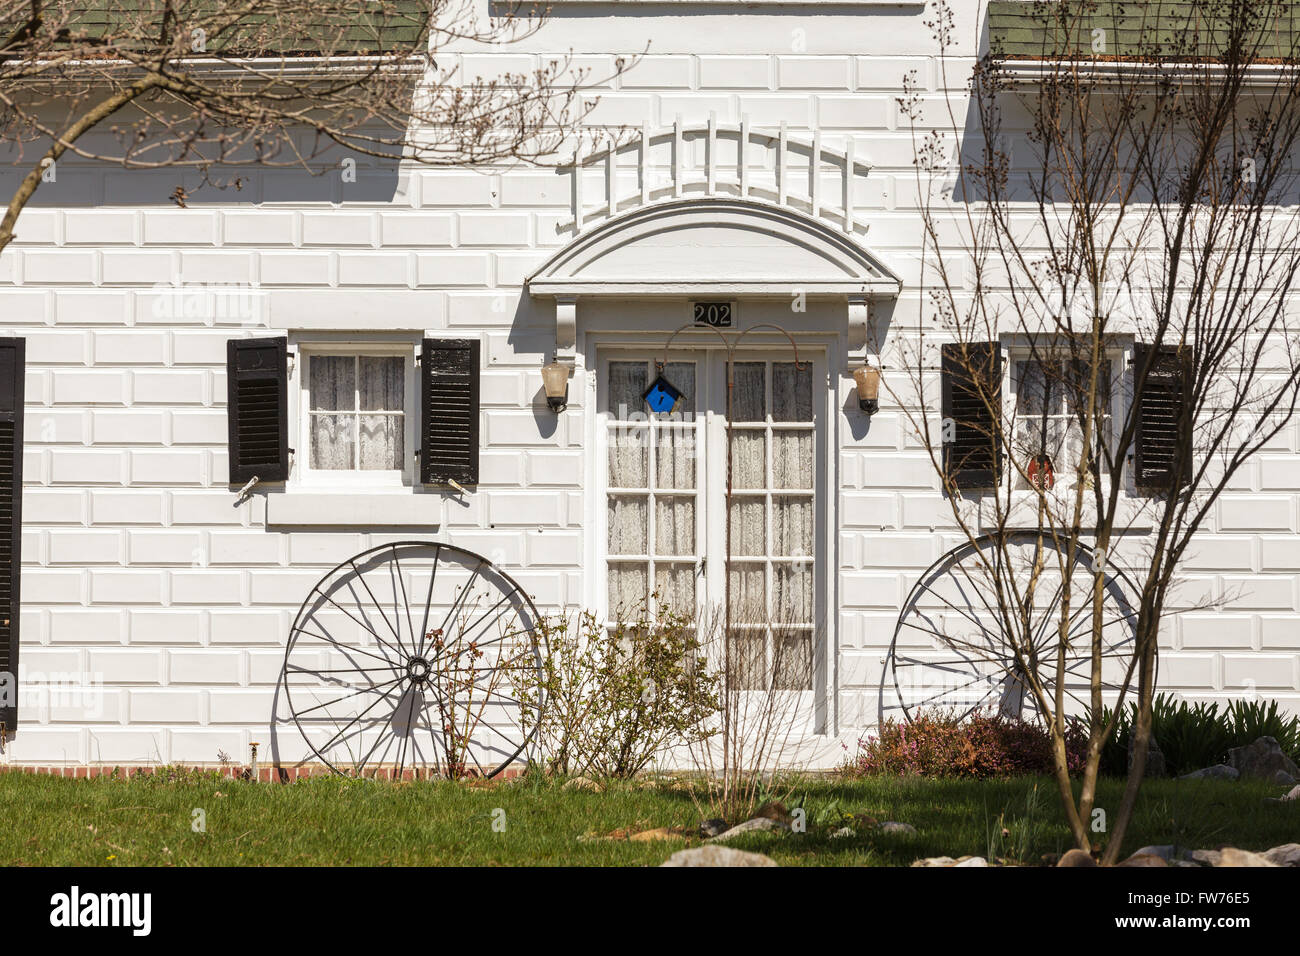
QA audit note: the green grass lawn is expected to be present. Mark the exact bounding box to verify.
[0,770,1294,866]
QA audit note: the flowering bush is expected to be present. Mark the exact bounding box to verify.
[842,710,1089,779]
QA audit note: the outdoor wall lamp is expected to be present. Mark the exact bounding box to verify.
[853,363,881,414]
[541,360,570,412]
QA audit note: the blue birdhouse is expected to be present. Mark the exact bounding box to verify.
[642,374,685,415]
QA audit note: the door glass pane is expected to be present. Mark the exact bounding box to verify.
[609,362,646,419]
[773,632,813,691]
[310,413,355,469]
[655,564,696,615]
[310,355,354,412]
[728,629,768,691]
[729,362,766,421]
[773,362,812,422]
[661,362,696,417]
[773,564,814,623]
[728,563,766,619]
[609,427,648,487]
[772,430,813,489]
[359,356,403,411]
[729,432,766,489]
[655,496,696,556]
[607,496,648,555]
[773,496,813,556]
[359,414,402,470]
[608,565,648,614]
[728,497,766,556]
[655,427,696,489]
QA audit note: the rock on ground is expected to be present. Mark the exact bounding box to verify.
[1117,853,1170,867]
[954,856,988,867]
[1178,764,1239,781]
[708,816,789,842]
[1128,734,1167,778]
[1227,736,1300,783]
[628,827,686,842]
[698,818,728,839]
[877,821,918,836]
[1263,843,1300,866]
[1216,847,1279,867]
[1057,849,1098,867]
[661,846,778,867]
[913,856,957,867]
[1128,845,1176,861]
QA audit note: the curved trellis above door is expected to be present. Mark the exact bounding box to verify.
[560,114,878,237]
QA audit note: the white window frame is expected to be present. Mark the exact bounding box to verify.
[1003,343,1125,499]
[291,338,419,491]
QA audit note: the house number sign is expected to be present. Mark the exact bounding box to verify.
[693,301,733,328]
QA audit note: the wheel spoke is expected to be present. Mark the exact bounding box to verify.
[348,558,409,658]
[311,587,407,664]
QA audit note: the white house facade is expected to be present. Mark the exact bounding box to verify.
[1,1,1298,773]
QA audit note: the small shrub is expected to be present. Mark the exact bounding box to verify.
[842,710,1088,779]
[518,600,720,779]
[1096,693,1300,776]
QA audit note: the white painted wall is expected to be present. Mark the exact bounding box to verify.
[2,2,1296,768]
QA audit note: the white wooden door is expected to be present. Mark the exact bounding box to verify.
[598,348,826,694]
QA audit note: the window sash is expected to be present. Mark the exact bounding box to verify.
[299,348,413,485]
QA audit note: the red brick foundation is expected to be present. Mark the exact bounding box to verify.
[0,764,525,782]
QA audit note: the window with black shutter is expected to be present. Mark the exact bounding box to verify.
[1132,342,1193,492]
[0,338,23,735]
[420,338,480,485]
[941,341,1003,489]
[227,337,289,485]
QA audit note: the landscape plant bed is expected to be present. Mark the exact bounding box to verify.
[0,770,1294,867]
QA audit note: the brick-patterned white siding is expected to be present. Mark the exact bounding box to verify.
[2,3,1296,768]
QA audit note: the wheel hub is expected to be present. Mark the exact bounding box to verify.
[406,656,432,684]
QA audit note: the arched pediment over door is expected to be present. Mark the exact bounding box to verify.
[525,196,902,364]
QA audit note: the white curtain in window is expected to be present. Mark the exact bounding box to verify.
[655,564,696,614]
[773,496,813,557]
[773,362,812,422]
[608,428,648,487]
[310,414,354,470]
[728,563,766,618]
[729,432,766,488]
[656,427,696,489]
[773,564,813,623]
[728,497,766,556]
[772,430,812,490]
[655,496,695,556]
[359,415,402,470]
[607,496,647,555]
[608,565,648,614]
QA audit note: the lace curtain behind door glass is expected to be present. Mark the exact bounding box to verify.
[727,361,814,690]
[607,360,698,617]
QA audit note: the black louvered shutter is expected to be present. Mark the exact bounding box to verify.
[1133,342,1192,491]
[941,342,1003,488]
[0,338,23,734]
[420,338,480,485]
[226,337,289,484]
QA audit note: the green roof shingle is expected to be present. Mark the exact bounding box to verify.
[988,1,1300,62]
[3,0,430,58]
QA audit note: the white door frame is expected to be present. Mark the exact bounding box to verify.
[583,331,836,734]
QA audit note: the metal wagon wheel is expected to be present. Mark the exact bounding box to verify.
[881,531,1141,727]
[281,541,545,779]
